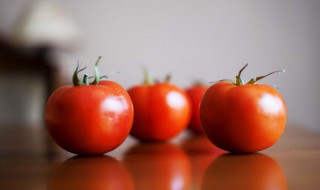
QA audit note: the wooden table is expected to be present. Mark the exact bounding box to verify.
[0,123,319,190]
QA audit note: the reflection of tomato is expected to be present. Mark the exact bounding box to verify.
[45,58,133,155]
[47,156,134,190]
[200,65,287,153]
[128,71,191,142]
[123,143,191,190]
[185,84,208,134]
[180,135,225,190]
[201,154,287,190]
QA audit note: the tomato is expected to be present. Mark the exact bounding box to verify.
[123,142,191,190]
[202,154,287,189]
[185,83,208,134]
[47,156,134,190]
[45,57,133,155]
[200,64,287,153]
[127,70,191,142]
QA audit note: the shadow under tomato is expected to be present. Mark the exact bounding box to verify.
[179,135,226,190]
[180,134,226,155]
[122,142,191,190]
[201,153,287,190]
[47,156,134,190]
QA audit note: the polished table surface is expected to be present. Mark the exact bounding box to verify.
[0,123,320,190]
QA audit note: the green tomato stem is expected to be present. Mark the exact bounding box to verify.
[235,63,248,85]
[72,56,106,86]
[72,62,87,86]
[210,64,285,87]
[164,74,171,83]
[247,69,286,84]
[143,67,154,85]
[90,56,102,85]
[83,74,89,85]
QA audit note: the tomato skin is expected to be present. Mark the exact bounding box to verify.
[45,81,133,155]
[200,81,287,153]
[128,82,191,142]
[185,84,208,134]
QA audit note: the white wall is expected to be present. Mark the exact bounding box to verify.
[0,0,319,131]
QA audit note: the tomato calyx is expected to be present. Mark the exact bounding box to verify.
[214,64,286,86]
[73,56,119,86]
[73,63,88,86]
[191,80,205,86]
[143,67,154,85]
[164,74,172,83]
[143,68,172,85]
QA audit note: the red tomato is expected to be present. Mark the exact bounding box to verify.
[45,57,133,155]
[185,83,208,134]
[200,65,287,153]
[128,71,191,142]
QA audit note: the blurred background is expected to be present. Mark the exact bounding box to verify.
[0,0,319,131]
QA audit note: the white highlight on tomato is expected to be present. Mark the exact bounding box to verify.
[171,175,184,190]
[166,91,186,109]
[259,93,284,115]
[102,97,127,113]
